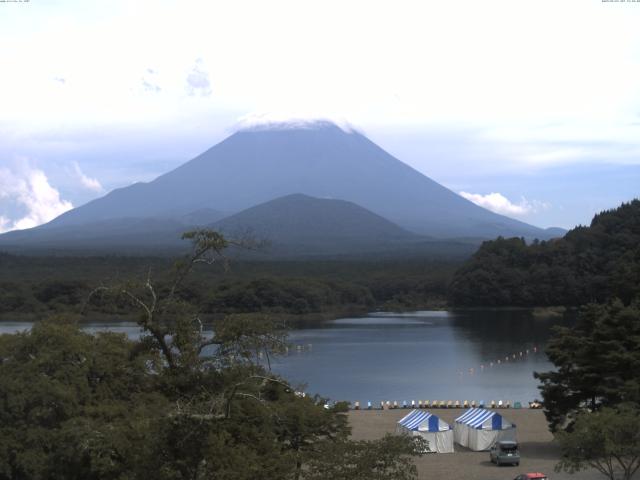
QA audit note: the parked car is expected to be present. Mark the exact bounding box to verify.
[490,440,520,466]
[513,474,548,480]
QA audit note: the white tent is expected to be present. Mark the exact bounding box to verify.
[395,410,454,453]
[453,408,516,451]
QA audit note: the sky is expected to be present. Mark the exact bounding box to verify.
[0,0,639,232]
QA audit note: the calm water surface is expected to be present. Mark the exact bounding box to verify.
[272,310,571,404]
[0,310,570,405]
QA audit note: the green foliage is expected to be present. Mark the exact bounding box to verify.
[206,277,375,314]
[0,317,164,480]
[33,281,87,306]
[0,315,364,479]
[213,314,287,367]
[556,405,640,480]
[0,282,28,313]
[534,299,640,432]
[140,414,294,480]
[305,434,424,480]
[449,200,640,306]
[0,230,423,479]
[0,254,458,319]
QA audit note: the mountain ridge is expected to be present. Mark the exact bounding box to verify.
[0,194,481,258]
[1,121,564,254]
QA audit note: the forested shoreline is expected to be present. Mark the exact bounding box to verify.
[2,200,639,324]
[449,200,640,307]
[0,254,455,322]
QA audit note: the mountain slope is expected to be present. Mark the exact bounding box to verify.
[212,193,421,255]
[0,208,225,252]
[0,194,480,258]
[0,217,187,252]
[38,121,553,239]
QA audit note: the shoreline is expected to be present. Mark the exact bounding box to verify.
[0,304,575,327]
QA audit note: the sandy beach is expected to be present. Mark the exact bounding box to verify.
[348,408,605,480]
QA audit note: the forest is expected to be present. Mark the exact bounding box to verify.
[2,200,639,321]
[448,200,640,307]
[0,254,455,322]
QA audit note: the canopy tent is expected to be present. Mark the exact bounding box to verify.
[454,408,516,451]
[395,410,454,453]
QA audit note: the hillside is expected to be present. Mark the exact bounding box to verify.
[0,217,186,252]
[212,194,422,255]
[448,199,640,306]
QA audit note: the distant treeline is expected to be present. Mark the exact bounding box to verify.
[0,255,455,319]
[6,199,638,316]
[449,200,640,306]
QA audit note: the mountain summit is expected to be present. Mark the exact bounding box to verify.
[36,121,551,240]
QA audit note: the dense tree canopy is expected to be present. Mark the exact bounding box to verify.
[0,254,454,320]
[449,200,640,306]
[556,405,640,480]
[0,230,423,480]
[0,317,165,480]
[534,300,640,432]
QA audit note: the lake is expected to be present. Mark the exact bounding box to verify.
[0,309,570,405]
[271,309,571,405]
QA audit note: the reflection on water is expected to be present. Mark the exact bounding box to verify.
[369,310,455,318]
[271,309,573,404]
[0,321,145,340]
[80,322,145,340]
[0,310,572,405]
[331,317,433,326]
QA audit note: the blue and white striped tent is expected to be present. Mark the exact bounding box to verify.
[453,408,516,451]
[395,410,454,453]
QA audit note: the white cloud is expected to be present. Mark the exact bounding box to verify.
[0,0,638,172]
[185,59,211,97]
[459,191,549,218]
[141,67,161,93]
[233,112,359,134]
[519,147,588,166]
[142,79,161,93]
[72,161,104,192]
[0,164,73,233]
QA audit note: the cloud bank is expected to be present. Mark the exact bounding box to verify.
[0,164,73,233]
[459,191,549,218]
